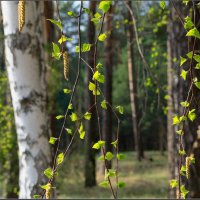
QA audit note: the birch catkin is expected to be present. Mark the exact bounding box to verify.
[45,183,51,199]
[63,51,69,80]
[18,0,25,32]
[186,157,191,179]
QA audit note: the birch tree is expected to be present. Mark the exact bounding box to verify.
[1,1,51,198]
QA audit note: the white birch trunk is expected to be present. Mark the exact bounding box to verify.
[1,1,51,198]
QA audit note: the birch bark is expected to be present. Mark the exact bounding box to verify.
[1,1,51,198]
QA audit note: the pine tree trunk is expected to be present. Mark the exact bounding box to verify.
[126,0,143,161]
[1,2,51,198]
[84,1,97,187]
[167,21,176,198]
[167,3,188,197]
[102,5,113,169]
[167,2,200,198]
[188,3,200,197]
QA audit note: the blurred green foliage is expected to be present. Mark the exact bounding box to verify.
[0,73,19,197]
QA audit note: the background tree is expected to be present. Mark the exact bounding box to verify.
[167,2,200,198]
[84,1,97,187]
[126,0,143,161]
[102,5,114,169]
[167,6,176,197]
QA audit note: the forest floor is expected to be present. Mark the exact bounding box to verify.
[57,151,169,198]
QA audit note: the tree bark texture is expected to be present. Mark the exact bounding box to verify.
[84,1,97,187]
[102,5,114,169]
[126,0,144,161]
[1,2,51,198]
[167,2,200,198]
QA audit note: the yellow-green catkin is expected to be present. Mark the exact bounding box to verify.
[18,0,25,32]
[45,183,51,199]
[186,156,191,179]
[63,51,69,80]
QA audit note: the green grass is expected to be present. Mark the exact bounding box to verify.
[57,151,169,199]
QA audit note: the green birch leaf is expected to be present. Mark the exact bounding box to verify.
[180,56,187,66]
[92,89,100,96]
[76,43,91,52]
[57,153,64,165]
[98,33,107,41]
[105,152,113,161]
[67,11,75,17]
[195,63,200,69]
[89,82,96,91]
[93,71,105,83]
[184,16,194,30]
[180,165,186,176]
[160,1,165,9]
[92,140,105,149]
[195,81,200,89]
[98,155,104,161]
[63,89,71,94]
[52,42,61,60]
[194,54,200,63]
[70,112,78,122]
[47,19,62,30]
[169,179,178,188]
[78,123,85,140]
[96,62,103,69]
[44,167,53,179]
[180,101,189,107]
[99,180,109,188]
[188,109,196,121]
[111,140,118,148]
[33,195,41,199]
[183,0,189,6]
[180,185,189,199]
[117,153,125,160]
[179,149,186,155]
[116,106,124,114]
[68,103,73,110]
[105,169,116,178]
[172,115,180,125]
[41,183,51,190]
[92,143,100,149]
[180,69,187,80]
[80,131,85,140]
[98,140,106,147]
[101,100,107,109]
[117,182,126,189]
[98,1,112,13]
[186,51,193,59]
[186,28,200,39]
[58,35,72,44]
[56,115,64,120]
[65,128,72,135]
[176,129,184,135]
[84,112,92,120]
[49,137,58,145]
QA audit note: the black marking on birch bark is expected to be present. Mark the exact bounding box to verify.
[9,33,31,53]
[26,20,33,30]
[39,124,49,139]
[31,150,51,197]
[18,90,45,114]
[19,147,50,197]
